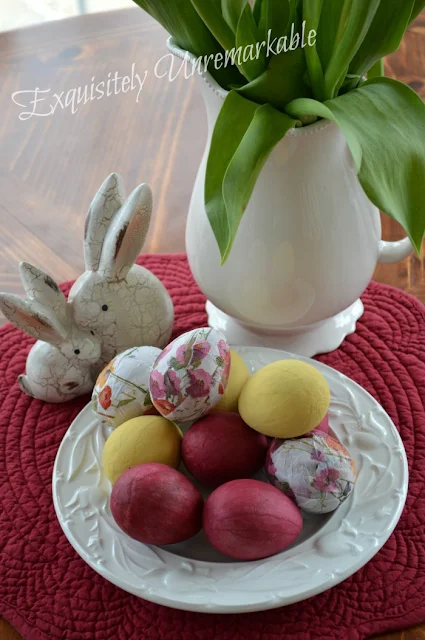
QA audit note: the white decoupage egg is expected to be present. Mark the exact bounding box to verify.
[266,433,357,514]
[92,346,161,428]
[149,328,230,423]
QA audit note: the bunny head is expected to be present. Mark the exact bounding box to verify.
[58,326,102,365]
[68,174,174,364]
[0,262,101,365]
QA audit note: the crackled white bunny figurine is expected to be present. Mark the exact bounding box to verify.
[0,263,102,403]
[68,173,174,366]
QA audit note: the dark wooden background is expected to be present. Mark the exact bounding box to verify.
[0,8,424,640]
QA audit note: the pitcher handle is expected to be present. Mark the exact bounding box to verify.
[378,237,414,264]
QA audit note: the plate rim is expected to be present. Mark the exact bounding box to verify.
[52,345,409,613]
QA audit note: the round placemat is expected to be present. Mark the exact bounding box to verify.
[0,254,424,640]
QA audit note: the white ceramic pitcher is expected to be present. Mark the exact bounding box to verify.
[168,39,414,357]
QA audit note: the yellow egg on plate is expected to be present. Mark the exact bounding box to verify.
[102,415,182,484]
[238,360,330,438]
[213,349,250,414]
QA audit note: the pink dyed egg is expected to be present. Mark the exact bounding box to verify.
[203,479,303,560]
[182,412,268,488]
[149,328,230,422]
[110,463,203,545]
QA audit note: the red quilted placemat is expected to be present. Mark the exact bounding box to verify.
[1,254,424,640]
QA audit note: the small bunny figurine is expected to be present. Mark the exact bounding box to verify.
[0,263,102,403]
[68,173,174,366]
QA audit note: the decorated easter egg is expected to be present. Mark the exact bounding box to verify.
[213,349,250,414]
[111,463,203,545]
[182,412,268,488]
[102,415,182,484]
[149,328,230,423]
[238,360,330,438]
[92,346,161,428]
[266,433,357,514]
[203,479,303,560]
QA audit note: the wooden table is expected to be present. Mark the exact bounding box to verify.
[0,8,424,640]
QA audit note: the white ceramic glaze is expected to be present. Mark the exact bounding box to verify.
[206,299,364,358]
[168,39,413,356]
[0,263,102,403]
[53,346,408,613]
[68,173,174,367]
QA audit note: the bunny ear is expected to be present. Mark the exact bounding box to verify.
[98,183,152,280]
[84,173,125,271]
[0,294,66,345]
[19,262,69,326]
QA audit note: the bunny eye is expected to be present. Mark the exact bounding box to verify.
[102,305,108,312]
[74,349,81,355]
[90,331,95,336]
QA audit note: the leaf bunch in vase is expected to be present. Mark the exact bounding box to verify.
[133,0,425,261]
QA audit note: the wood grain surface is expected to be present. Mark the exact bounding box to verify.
[0,8,424,640]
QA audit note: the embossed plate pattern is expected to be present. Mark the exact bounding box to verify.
[52,347,408,613]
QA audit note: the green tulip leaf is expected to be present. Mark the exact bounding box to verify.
[235,3,267,81]
[190,0,236,51]
[323,0,381,99]
[205,91,260,257]
[367,59,384,79]
[258,0,291,43]
[222,0,247,33]
[132,0,242,87]
[315,0,348,71]
[349,0,415,80]
[303,0,324,100]
[236,45,310,109]
[253,0,264,24]
[411,1,425,23]
[221,104,297,261]
[286,77,425,253]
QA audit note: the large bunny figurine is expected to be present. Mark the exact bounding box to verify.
[0,263,102,403]
[68,173,174,366]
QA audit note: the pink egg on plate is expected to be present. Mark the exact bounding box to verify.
[111,463,204,545]
[203,479,303,560]
[182,412,268,488]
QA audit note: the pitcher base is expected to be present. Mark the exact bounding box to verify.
[206,299,364,358]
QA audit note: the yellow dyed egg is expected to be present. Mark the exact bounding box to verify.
[238,360,330,438]
[102,415,182,484]
[213,350,250,414]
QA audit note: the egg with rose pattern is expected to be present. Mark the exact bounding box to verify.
[266,433,357,514]
[92,346,161,428]
[149,328,230,423]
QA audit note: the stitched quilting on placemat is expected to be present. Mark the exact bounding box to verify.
[0,254,424,640]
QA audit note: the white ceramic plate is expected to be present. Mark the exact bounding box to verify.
[52,347,408,614]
